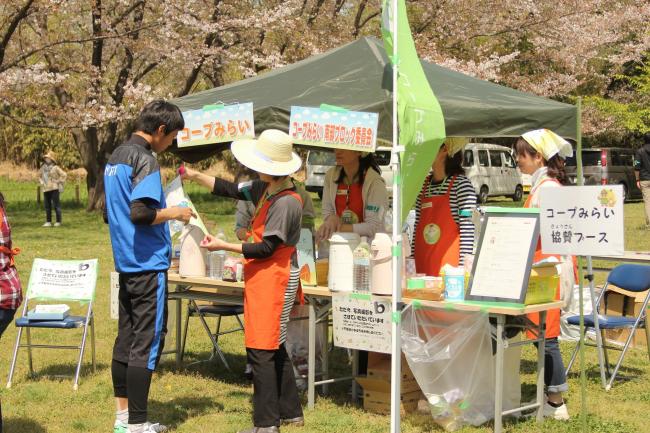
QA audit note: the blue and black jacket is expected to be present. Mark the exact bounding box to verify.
[104,134,170,273]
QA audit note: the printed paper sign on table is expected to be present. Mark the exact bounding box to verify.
[28,258,98,301]
[178,102,254,148]
[289,106,379,152]
[332,293,392,353]
[539,185,624,256]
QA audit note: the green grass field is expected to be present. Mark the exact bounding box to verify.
[0,177,649,433]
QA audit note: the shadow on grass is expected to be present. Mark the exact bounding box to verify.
[149,396,223,429]
[9,362,108,387]
[521,357,642,382]
[34,361,109,377]
[157,352,251,386]
[2,417,47,433]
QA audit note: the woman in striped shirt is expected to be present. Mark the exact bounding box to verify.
[412,137,476,276]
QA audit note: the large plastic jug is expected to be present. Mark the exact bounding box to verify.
[370,233,393,295]
[179,225,207,277]
[328,232,360,292]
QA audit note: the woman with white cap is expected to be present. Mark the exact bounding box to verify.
[515,128,574,420]
[181,129,304,433]
[412,137,476,276]
[38,151,67,227]
[315,150,388,242]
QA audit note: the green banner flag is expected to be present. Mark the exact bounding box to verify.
[382,0,446,220]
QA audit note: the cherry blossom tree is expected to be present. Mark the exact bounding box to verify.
[1,0,648,209]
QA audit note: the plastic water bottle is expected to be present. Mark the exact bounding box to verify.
[210,229,226,280]
[170,200,189,233]
[353,236,371,292]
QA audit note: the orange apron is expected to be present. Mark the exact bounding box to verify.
[335,183,364,224]
[414,176,461,276]
[525,178,562,339]
[244,189,303,350]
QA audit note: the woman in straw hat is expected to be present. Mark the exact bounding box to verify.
[38,151,67,227]
[412,137,476,276]
[181,129,304,433]
[515,128,575,420]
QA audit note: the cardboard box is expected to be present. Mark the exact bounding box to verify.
[604,285,649,348]
[357,352,423,414]
[361,389,421,415]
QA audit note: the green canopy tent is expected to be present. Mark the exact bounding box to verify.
[170,36,576,162]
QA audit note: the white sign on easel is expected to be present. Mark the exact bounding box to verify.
[539,185,624,256]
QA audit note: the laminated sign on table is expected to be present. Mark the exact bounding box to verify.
[332,292,392,353]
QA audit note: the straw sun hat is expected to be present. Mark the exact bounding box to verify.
[231,129,302,176]
[43,151,57,163]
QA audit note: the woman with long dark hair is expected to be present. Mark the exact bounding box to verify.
[515,128,575,421]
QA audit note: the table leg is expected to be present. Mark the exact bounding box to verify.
[175,295,182,370]
[536,311,547,423]
[351,349,359,404]
[494,315,505,433]
[321,316,329,395]
[308,300,316,409]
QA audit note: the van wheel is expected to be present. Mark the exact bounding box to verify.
[620,183,628,202]
[478,186,489,204]
[512,185,523,202]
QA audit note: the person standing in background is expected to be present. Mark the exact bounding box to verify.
[38,151,67,227]
[0,190,23,431]
[634,134,650,229]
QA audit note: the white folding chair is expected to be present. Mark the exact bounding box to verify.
[6,258,98,390]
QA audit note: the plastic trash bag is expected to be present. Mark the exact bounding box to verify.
[401,306,495,431]
[286,304,325,392]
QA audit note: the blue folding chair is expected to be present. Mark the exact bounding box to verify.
[6,258,97,390]
[565,264,650,390]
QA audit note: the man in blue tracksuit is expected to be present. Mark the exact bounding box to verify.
[104,100,194,433]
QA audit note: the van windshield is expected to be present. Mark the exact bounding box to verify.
[308,150,335,165]
[565,150,600,167]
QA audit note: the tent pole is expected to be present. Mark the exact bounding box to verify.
[575,97,588,432]
[574,98,607,390]
[390,0,402,431]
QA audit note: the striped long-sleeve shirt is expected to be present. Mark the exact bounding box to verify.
[412,174,477,265]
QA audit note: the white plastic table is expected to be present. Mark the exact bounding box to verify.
[166,273,562,433]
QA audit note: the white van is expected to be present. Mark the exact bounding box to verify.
[462,143,523,203]
[305,147,393,198]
